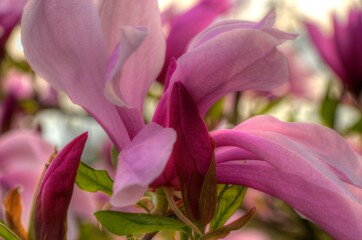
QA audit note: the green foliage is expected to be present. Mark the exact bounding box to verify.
[200,208,256,240]
[0,223,21,240]
[75,161,113,196]
[94,211,191,236]
[320,82,340,129]
[346,117,362,134]
[78,222,113,240]
[209,185,247,231]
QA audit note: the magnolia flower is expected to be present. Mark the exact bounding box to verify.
[305,9,362,100]
[22,0,362,239]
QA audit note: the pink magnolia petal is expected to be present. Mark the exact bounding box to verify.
[217,161,362,240]
[98,0,165,111]
[304,21,347,81]
[169,29,291,115]
[190,9,296,49]
[105,27,148,107]
[211,116,362,239]
[233,115,362,187]
[111,123,176,208]
[21,0,131,150]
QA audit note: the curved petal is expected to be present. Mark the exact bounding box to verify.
[158,0,234,83]
[169,28,291,115]
[98,0,165,110]
[21,0,130,149]
[304,21,347,81]
[111,123,176,208]
[104,27,148,107]
[233,115,362,186]
[217,161,362,240]
[190,9,296,49]
[211,116,362,239]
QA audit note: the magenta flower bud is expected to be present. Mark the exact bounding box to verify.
[34,132,88,240]
[169,82,215,221]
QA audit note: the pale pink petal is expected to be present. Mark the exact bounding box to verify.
[104,27,148,107]
[234,115,362,186]
[98,0,165,110]
[21,0,130,150]
[111,123,176,208]
[169,29,291,115]
[211,116,362,239]
[217,161,362,240]
[190,9,296,49]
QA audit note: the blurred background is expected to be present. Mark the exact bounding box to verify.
[1,0,361,239]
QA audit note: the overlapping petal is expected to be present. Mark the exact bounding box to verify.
[169,29,290,116]
[21,0,130,150]
[111,123,176,208]
[211,115,362,239]
[156,11,296,116]
[99,0,165,111]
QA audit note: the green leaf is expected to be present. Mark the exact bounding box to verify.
[75,161,113,196]
[200,208,256,240]
[320,81,340,129]
[209,185,247,231]
[0,223,21,240]
[94,211,191,236]
[78,222,113,240]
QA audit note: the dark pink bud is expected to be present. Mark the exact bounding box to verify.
[169,82,215,221]
[35,132,88,240]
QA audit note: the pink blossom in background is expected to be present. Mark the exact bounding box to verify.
[0,130,53,226]
[158,0,235,83]
[305,8,362,100]
[274,47,315,100]
[0,0,26,56]
[2,70,33,100]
